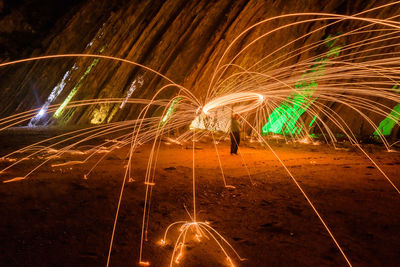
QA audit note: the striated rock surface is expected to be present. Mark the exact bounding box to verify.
[0,0,398,137]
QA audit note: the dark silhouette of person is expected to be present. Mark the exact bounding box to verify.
[230,114,241,155]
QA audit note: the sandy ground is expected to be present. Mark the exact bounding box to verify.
[0,129,400,267]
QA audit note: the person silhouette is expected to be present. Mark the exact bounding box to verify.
[230,114,241,155]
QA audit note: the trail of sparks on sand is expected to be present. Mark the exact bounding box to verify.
[1,3,400,266]
[237,113,353,266]
[157,130,246,267]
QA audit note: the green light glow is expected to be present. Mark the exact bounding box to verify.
[309,115,317,128]
[53,58,99,118]
[262,81,317,135]
[54,45,106,119]
[393,84,400,94]
[262,34,341,135]
[160,97,182,126]
[373,84,400,136]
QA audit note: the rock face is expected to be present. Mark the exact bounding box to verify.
[0,0,399,138]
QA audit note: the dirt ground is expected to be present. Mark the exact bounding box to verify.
[0,129,400,267]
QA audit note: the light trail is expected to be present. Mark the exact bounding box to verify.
[1,3,400,266]
[202,92,264,115]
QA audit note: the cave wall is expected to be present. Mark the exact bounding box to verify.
[0,0,398,137]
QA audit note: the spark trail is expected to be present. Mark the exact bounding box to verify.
[1,2,400,266]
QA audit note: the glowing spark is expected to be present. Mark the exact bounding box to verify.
[175,244,183,264]
[227,257,235,267]
[0,157,16,162]
[162,220,244,267]
[3,177,25,183]
[165,137,182,145]
[51,161,85,167]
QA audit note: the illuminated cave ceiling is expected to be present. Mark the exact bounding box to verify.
[0,0,399,137]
